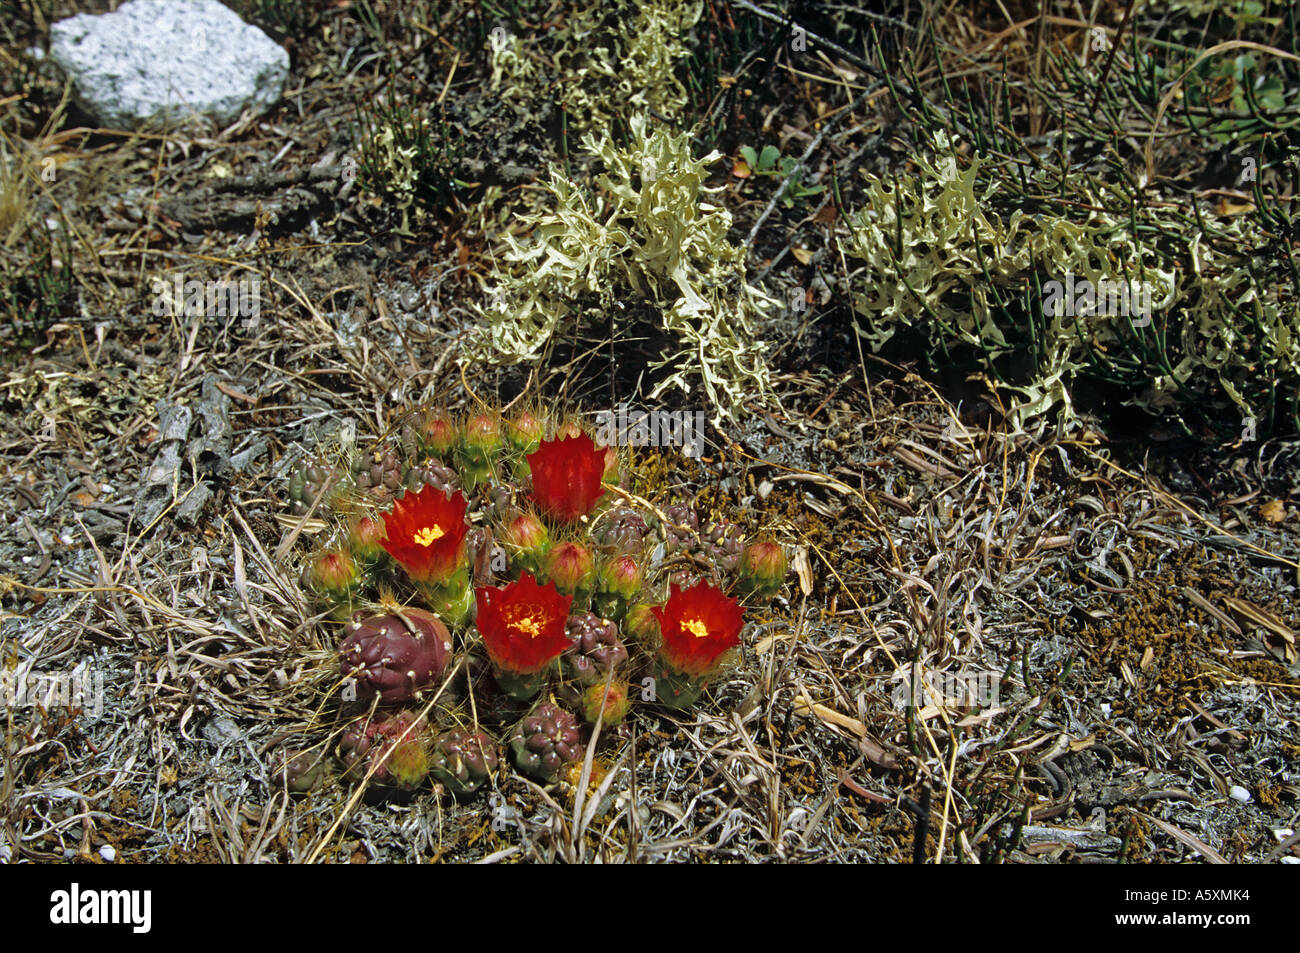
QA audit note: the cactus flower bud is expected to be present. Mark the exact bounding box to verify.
[542,541,595,598]
[501,511,550,573]
[506,410,545,453]
[594,554,641,619]
[418,411,459,458]
[599,554,641,600]
[458,413,502,487]
[582,679,631,725]
[738,541,788,598]
[347,515,386,565]
[463,413,502,453]
[304,548,360,619]
[306,548,359,595]
[624,603,660,644]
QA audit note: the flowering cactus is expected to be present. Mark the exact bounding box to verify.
[509,702,585,783]
[284,405,795,799]
[339,609,452,704]
[428,728,498,797]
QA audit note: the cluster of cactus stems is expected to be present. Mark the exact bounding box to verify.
[283,406,788,801]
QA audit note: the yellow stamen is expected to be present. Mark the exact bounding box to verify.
[683,617,710,639]
[508,610,543,639]
[413,525,444,546]
[501,603,543,639]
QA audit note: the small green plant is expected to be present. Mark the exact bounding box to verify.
[738,144,780,175]
[1187,54,1289,144]
[738,144,825,207]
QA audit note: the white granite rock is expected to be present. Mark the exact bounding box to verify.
[50,0,288,130]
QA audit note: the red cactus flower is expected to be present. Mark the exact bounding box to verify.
[381,485,470,585]
[652,581,746,679]
[527,432,608,522]
[475,573,574,675]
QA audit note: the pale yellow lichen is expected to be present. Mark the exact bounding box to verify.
[488,0,702,133]
[469,114,777,423]
[842,134,1298,434]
